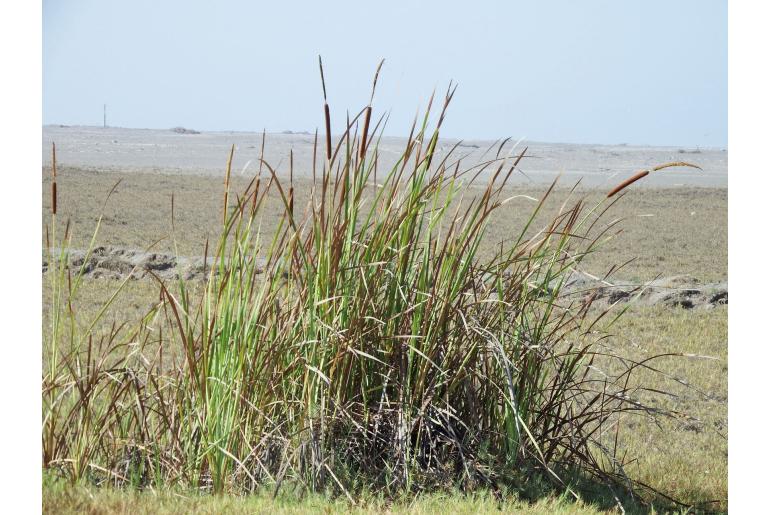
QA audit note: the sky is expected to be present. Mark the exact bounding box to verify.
[42,0,727,147]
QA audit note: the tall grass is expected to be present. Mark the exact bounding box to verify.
[42,62,698,507]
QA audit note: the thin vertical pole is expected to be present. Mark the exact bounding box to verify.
[103,104,107,128]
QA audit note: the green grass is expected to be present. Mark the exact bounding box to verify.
[43,472,614,514]
[606,306,727,509]
[42,286,728,511]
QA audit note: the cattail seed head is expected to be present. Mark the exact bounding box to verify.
[324,103,332,161]
[51,142,57,215]
[607,170,650,198]
[360,106,372,161]
[289,149,294,217]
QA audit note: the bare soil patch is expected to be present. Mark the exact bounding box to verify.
[44,246,726,311]
[43,245,265,281]
[560,271,727,310]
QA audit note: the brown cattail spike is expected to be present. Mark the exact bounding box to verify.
[360,106,372,161]
[51,142,57,215]
[324,103,332,161]
[607,161,701,198]
[289,149,294,218]
[607,170,649,198]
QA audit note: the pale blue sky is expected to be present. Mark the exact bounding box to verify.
[43,0,727,147]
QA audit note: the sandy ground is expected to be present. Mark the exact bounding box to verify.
[43,169,727,282]
[42,125,728,188]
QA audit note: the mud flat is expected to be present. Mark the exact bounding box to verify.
[43,125,727,188]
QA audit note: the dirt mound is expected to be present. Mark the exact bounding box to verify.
[42,247,726,309]
[560,272,727,310]
[170,126,200,135]
[42,246,265,281]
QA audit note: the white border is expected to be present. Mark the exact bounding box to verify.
[0,0,754,510]
[0,0,42,510]
[728,1,768,511]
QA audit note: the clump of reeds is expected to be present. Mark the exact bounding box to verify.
[42,62,700,508]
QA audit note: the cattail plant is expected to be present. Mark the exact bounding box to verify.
[43,142,141,478]
[41,62,700,509]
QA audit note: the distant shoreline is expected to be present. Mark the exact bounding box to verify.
[42,125,728,189]
[42,124,727,152]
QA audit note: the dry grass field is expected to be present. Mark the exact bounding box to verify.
[44,167,726,281]
[42,165,727,513]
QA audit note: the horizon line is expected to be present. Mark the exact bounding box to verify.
[41,124,727,151]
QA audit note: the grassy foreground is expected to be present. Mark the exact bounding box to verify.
[42,303,726,513]
[44,474,609,515]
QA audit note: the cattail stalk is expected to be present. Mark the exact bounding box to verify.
[319,56,332,161]
[252,130,266,216]
[319,56,332,232]
[203,237,209,275]
[223,144,235,224]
